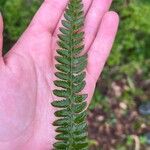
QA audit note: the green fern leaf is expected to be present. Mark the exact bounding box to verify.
[51,99,70,108]
[73,72,86,83]
[52,0,88,149]
[74,94,88,103]
[56,49,69,57]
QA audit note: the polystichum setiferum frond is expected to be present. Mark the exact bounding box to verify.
[51,0,88,149]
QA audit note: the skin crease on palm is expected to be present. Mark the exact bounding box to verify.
[0,0,119,149]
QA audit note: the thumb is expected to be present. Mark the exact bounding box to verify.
[0,12,4,63]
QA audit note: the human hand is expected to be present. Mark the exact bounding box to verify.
[0,0,119,149]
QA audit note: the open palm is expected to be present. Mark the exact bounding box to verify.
[0,0,119,149]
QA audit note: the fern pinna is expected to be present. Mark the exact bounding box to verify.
[52,0,88,149]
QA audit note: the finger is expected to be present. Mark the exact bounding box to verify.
[84,0,112,52]
[0,13,4,62]
[29,0,69,33]
[87,11,119,81]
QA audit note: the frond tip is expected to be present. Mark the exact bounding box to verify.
[52,0,88,149]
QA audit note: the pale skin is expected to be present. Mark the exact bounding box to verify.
[0,0,119,149]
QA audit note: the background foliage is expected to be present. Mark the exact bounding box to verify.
[0,0,150,149]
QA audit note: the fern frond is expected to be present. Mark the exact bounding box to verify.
[52,0,88,149]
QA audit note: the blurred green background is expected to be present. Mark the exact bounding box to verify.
[0,0,150,149]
